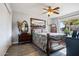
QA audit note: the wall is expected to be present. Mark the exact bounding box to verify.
[50,3,79,33]
[0,3,12,56]
[51,11,79,33]
[12,11,51,44]
[12,3,79,43]
[12,11,30,43]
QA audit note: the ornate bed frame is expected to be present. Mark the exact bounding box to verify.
[30,18,65,56]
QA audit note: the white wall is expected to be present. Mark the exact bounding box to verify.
[12,11,51,44]
[12,3,79,43]
[0,3,12,56]
[50,3,79,33]
[51,11,79,33]
[12,11,30,43]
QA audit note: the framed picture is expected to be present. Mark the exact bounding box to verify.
[30,18,46,28]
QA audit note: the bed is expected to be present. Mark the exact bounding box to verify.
[32,32,47,52]
[30,18,65,55]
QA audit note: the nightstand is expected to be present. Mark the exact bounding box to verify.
[18,33,32,44]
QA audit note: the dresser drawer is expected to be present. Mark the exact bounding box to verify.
[18,33,32,43]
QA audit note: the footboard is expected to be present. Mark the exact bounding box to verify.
[32,33,47,52]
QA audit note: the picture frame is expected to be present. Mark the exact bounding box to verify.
[30,18,46,28]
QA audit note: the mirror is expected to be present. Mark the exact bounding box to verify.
[17,20,28,33]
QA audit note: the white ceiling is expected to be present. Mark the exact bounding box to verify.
[9,3,79,18]
[9,3,47,14]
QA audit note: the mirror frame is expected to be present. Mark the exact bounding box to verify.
[17,20,29,33]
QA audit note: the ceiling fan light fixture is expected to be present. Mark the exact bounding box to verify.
[47,12,53,17]
[47,12,52,15]
[42,6,60,17]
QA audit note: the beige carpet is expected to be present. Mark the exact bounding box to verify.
[5,43,46,56]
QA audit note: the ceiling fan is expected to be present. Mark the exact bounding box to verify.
[42,6,60,17]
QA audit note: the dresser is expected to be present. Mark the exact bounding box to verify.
[18,33,32,43]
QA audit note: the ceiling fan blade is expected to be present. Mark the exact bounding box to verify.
[43,8,47,10]
[42,12,47,14]
[53,7,60,10]
[53,11,59,14]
